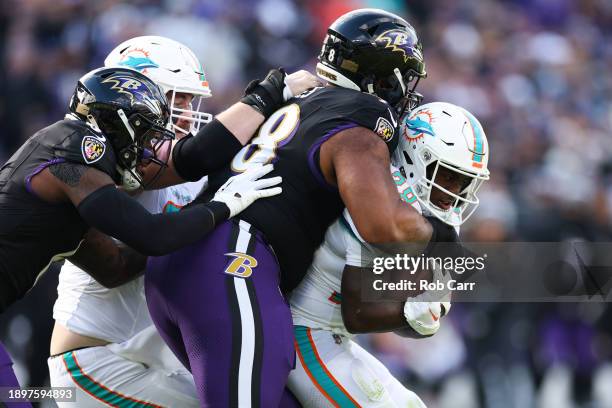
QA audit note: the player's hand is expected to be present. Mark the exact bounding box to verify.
[284,70,323,100]
[212,164,282,218]
[403,299,450,336]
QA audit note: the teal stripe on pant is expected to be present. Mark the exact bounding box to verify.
[294,326,360,408]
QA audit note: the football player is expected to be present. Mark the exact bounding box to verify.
[143,8,461,408]
[288,102,490,407]
[0,56,317,392]
[48,36,208,407]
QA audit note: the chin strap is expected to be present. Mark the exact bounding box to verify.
[116,109,136,141]
[393,68,407,96]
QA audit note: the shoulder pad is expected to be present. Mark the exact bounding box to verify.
[53,120,119,181]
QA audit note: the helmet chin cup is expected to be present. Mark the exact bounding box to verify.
[120,167,141,191]
[116,145,140,190]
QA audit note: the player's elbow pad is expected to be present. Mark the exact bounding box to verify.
[77,185,230,256]
[172,119,242,181]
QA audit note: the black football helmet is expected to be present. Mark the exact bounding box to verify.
[317,8,426,111]
[69,66,174,190]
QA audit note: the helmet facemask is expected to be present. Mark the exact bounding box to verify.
[372,68,424,114]
[415,155,488,226]
[115,108,175,190]
[166,88,212,136]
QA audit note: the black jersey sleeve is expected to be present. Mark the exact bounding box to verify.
[53,122,120,182]
[77,184,230,256]
[343,93,399,154]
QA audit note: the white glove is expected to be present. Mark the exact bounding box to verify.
[403,295,451,336]
[403,301,441,336]
[404,265,453,336]
[212,164,282,218]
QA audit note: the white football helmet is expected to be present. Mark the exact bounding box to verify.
[104,36,212,136]
[393,102,490,226]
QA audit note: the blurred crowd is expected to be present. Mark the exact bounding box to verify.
[1,0,611,407]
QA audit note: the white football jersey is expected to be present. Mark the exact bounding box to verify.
[53,178,207,344]
[290,166,459,337]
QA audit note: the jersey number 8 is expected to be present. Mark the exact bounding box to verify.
[231,104,301,173]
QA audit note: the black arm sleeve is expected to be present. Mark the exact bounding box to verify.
[424,216,463,254]
[172,119,243,181]
[77,185,230,256]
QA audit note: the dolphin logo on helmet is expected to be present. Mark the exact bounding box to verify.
[119,55,160,71]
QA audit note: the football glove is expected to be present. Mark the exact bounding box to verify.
[241,68,287,119]
[403,292,452,336]
[212,164,282,218]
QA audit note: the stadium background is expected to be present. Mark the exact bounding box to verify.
[1,0,611,406]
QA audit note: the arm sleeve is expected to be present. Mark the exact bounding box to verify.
[172,119,243,181]
[77,185,230,256]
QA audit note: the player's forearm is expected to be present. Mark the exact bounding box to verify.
[152,69,320,186]
[77,185,230,256]
[157,104,266,185]
[216,102,265,145]
[166,118,243,183]
[341,264,434,338]
[342,293,431,338]
[386,204,433,243]
[145,115,247,188]
[356,201,433,244]
[342,297,405,333]
[69,229,147,288]
[341,265,420,334]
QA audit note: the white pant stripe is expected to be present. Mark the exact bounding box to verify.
[234,221,256,408]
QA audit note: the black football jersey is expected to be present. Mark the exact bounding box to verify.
[203,86,398,292]
[0,119,119,311]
